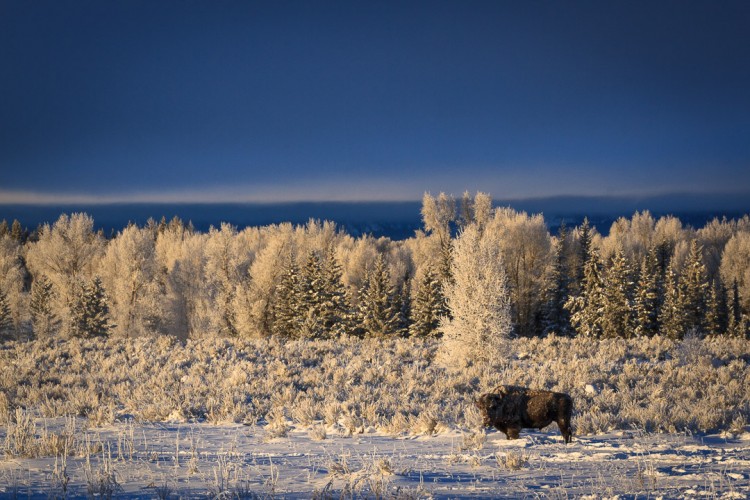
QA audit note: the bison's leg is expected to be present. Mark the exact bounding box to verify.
[557,396,574,444]
[506,426,521,440]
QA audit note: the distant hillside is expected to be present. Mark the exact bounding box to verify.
[1,193,748,239]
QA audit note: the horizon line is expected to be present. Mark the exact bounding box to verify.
[2,188,750,207]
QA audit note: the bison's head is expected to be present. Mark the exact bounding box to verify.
[475,393,503,427]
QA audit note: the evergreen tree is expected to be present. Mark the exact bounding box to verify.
[0,220,8,238]
[728,279,744,337]
[544,223,572,336]
[682,240,709,334]
[70,277,112,338]
[409,268,444,337]
[659,265,686,339]
[272,254,303,338]
[30,275,60,338]
[10,220,24,242]
[634,247,661,337]
[602,250,634,338]
[576,217,592,290]
[0,287,13,340]
[566,249,605,338]
[394,272,412,336]
[319,246,350,337]
[704,280,727,336]
[357,254,400,337]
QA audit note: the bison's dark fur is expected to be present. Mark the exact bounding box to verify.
[475,385,573,444]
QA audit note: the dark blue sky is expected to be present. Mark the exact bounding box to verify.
[1,1,749,203]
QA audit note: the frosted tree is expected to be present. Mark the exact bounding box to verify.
[566,249,605,338]
[0,287,13,340]
[543,223,573,336]
[10,219,25,242]
[29,275,60,338]
[720,231,750,318]
[204,223,254,337]
[634,248,661,337]
[421,192,456,284]
[488,208,553,336]
[575,217,593,290]
[682,240,708,334]
[409,268,444,337]
[238,224,295,337]
[272,252,303,339]
[69,276,112,338]
[26,213,105,336]
[356,254,400,337]
[439,224,512,368]
[601,250,634,338]
[704,280,728,336]
[0,234,25,334]
[99,224,163,337]
[0,220,7,238]
[317,245,350,337]
[659,265,686,339]
[727,279,745,337]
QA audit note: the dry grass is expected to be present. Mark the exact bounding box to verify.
[1,334,749,446]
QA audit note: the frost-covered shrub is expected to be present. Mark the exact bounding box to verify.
[0,335,748,437]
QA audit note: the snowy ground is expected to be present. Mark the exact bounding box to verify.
[2,419,749,498]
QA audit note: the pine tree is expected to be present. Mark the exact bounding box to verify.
[566,249,605,338]
[544,223,572,336]
[704,280,726,336]
[0,287,13,340]
[409,268,444,337]
[634,247,660,337]
[357,254,400,337]
[602,250,634,338]
[272,254,303,339]
[10,220,24,242]
[0,220,8,238]
[30,275,60,338]
[728,279,744,337]
[682,240,708,334]
[394,273,411,336]
[318,246,350,337]
[70,277,112,338]
[575,218,592,290]
[659,266,686,339]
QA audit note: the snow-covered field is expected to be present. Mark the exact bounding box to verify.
[2,419,749,498]
[2,335,749,497]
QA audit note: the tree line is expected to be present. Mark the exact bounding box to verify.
[0,193,749,343]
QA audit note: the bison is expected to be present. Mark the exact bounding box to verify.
[475,385,573,444]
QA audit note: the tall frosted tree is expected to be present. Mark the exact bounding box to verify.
[409,268,444,337]
[99,224,162,338]
[544,223,572,336]
[356,254,400,337]
[0,287,13,340]
[0,234,25,334]
[566,249,605,338]
[439,224,512,367]
[601,250,634,338]
[682,240,708,334]
[421,192,456,285]
[659,266,686,339]
[634,248,661,337]
[575,217,593,291]
[26,213,105,336]
[488,208,553,337]
[272,253,303,339]
[318,246,350,337]
[30,275,60,338]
